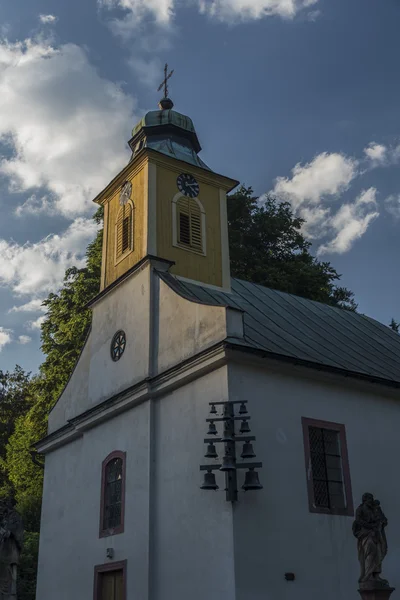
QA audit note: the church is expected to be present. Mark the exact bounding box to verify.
[35,85,400,600]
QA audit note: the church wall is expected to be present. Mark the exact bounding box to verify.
[152,366,237,600]
[36,400,151,600]
[88,265,151,405]
[48,331,92,433]
[155,163,223,287]
[156,278,228,374]
[227,361,400,600]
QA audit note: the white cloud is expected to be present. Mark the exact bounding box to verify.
[317,188,379,256]
[272,152,358,210]
[18,335,32,345]
[39,14,58,24]
[128,56,162,87]
[0,37,136,218]
[14,194,56,217]
[0,218,99,296]
[385,194,400,219]
[100,0,318,33]
[27,316,46,331]
[0,327,12,351]
[364,142,387,165]
[9,298,46,313]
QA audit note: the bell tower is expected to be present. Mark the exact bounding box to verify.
[93,74,238,292]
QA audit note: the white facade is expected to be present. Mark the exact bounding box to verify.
[36,260,400,600]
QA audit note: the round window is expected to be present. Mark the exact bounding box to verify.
[110,330,126,362]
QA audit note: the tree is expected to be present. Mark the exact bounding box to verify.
[227,187,357,310]
[389,318,399,333]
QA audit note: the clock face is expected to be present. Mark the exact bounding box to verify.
[119,181,132,206]
[177,173,199,198]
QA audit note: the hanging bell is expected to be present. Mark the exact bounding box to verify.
[200,470,219,490]
[240,419,251,434]
[210,404,217,415]
[207,421,217,435]
[220,455,237,471]
[241,442,256,459]
[242,468,263,491]
[204,442,218,459]
[239,402,248,415]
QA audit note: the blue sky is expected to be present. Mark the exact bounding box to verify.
[0,0,399,373]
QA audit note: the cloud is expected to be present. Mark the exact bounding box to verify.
[364,142,387,166]
[0,218,99,296]
[100,0,318,34]
[272,152,358,210]
[39,14,58,24]
[18,335,32,345]
[9,298,46,313]
[0,328,12,351]
[27,316,46,331]
[0,37,136,218]
[385,194,400,219]
[270,151,379,255]
[317,188,379,256]
[128,56,162,87]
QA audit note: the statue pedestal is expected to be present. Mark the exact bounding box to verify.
[358,587,395,600]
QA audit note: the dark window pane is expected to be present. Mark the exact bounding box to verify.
[313,479,329,508]
[308,426,347,511]
[323,429,340,455]
[179,213,190,245]
[310,452,327,479]
[103,457,123,530]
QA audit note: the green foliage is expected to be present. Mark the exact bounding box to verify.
[17,532,40,600]
[390,318,400,333]
[227,186,357,310]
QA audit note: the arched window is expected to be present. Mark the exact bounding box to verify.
[99,451,126,537]
[173,195,206,254]
[115,202,134,261]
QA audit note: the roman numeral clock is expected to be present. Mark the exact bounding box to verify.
[177,173,199,198]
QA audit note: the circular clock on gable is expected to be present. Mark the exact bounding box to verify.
[177,173,199,198]
[119,181,132,206]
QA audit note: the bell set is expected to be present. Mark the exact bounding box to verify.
[242,468,263,491]
[239,419,251,434]
[241,442,256,459]
[207,421,217,435]
[204,443,218,459]
[200,470,219,490]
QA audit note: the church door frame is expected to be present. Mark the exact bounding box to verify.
[93,559,127,600]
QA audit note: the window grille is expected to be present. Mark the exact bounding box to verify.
[103,457,123,531]
[309,426,345,510]
[177,197,203,253]
[116,203,134,259]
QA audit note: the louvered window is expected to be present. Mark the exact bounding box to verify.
[302,418,354,516]
[177,197,203,253]
[116,204,134,260]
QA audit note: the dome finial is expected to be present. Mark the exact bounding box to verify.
[157,63,174,110]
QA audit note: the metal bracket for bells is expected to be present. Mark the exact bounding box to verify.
[200,400,263,502]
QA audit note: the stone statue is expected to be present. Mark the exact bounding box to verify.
[352,493,390,589]
[0,501,23,600]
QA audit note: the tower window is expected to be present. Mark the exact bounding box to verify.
[116,202,134,260]
[100,451,126,537]
[176,196,204,253]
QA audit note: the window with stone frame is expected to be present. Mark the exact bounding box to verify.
[100,451,126,537]
[302,417,353,516]
[116,203,134,260]
[176,196,203,253]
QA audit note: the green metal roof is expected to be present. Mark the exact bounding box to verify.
[132,109,197,138]
[159,273,400,386]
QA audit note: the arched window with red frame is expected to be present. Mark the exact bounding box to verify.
[100,451,126,538]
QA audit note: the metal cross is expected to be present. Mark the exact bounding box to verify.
[157,63,174,98]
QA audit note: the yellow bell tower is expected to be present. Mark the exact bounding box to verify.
[93,92,238,292]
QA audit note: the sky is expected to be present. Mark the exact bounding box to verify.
[0,0,399,373]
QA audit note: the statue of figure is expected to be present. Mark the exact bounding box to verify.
[0,501,23,600]
[352,493,389,589]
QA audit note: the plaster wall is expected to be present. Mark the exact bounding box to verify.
[227,361,400,600]
[156,278,228,374]
[49,264,151,433]
[36,401,151,600]
[152,366,236,600]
